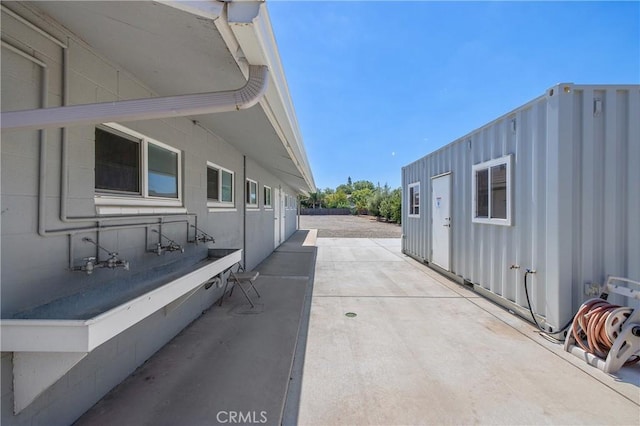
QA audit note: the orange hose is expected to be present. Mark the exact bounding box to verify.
[570,299,639,366]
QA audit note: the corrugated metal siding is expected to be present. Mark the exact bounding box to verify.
[568,87,640,311]
[402,159,428,261]
[402,84,640,329]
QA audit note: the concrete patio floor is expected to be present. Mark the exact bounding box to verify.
[297,237,639,425]
[75,231,639,425]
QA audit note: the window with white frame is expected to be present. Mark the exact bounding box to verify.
[472,155,512,225]
[207,162,234,207]
[95,123,182,208]
[408,182,420,217]
[246,179,258,207]
[264,185,272,208]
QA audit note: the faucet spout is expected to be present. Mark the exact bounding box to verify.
[75,238,131,274]
[151,229,184,254]
[190,224,215,244]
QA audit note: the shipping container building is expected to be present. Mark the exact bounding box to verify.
[402,83,640,332]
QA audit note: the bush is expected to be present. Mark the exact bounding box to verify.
[367,192,383,217]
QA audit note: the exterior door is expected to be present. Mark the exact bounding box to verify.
[431,173,451,270]
[274,188,281,248]
[279,192,286,243]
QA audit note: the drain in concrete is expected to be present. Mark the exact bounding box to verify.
[345,312,357,318]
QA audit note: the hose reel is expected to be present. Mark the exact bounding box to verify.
[564,276,640,374]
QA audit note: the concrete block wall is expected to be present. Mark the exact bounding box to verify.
[244,157,298,270]
[1,3,301,424]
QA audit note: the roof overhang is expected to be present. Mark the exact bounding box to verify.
[11,0,315,194]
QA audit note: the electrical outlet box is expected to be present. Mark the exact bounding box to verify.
[584,282,601,297]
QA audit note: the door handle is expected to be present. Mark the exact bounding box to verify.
[443,224,450,227]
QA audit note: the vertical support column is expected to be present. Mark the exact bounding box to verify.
[544,84,575,330]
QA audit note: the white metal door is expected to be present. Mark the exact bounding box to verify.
[279,192,286,243]
[274,188,281,248]
[431,173,451,270]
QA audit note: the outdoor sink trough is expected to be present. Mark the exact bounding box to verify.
[208,248,241,260]
[0,248,242,413]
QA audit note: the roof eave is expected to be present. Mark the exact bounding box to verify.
[226,1,316,194]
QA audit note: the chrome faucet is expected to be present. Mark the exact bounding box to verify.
[150,229,184,255]
[190,224,216,244]
[73,238,130,274]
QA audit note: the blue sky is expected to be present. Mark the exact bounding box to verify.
[268,1,640,191]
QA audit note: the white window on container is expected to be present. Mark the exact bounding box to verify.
[246,178,258,207]
[95,123,182,211]
[264,186,272,208]
[207,162,235,208]
[472,155,512,226]
[408,182,420,217]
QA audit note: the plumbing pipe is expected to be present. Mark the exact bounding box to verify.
[56,42,194,225]
[6,32,196,236]
[243,155,247,269]
[1,5,67,49]
[0,42,51,238]
[2,65,269,131]
[0,41,48,67]
[3,9,216,271]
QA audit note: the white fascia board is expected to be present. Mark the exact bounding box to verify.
[227,2,316,193]
[0,320,90,352]
[156,0,224,20]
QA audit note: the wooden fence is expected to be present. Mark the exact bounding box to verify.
[300,208,352,215]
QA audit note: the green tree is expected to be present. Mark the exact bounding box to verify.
[368,191,384,217]
[336,184,352,195]
[390,188,402,223]
[351,188,373,213]
[380,188,402,223]
[300,190,325,209]
[353,180,375,191]
[309,191,323,208]
[325,190,349,208]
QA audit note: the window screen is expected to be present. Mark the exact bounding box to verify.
[95,127,140,194]
[408,183,420,216]
[147,143,178,198]
[264,186,272,207]
[490,164,507,219]
[207,167,219,200]
[246,180,258,205]
[475,169,489,218]
[221,170,233,203]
